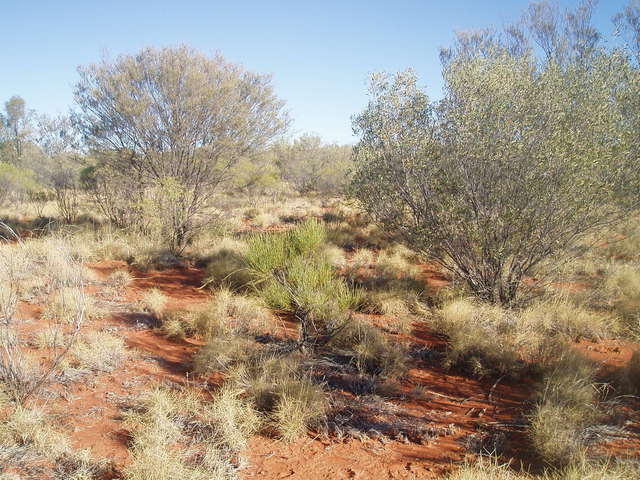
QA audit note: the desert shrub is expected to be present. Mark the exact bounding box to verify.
[374,247,421,279]
[0,405,107,478]
[163,289,270,340]
[246,220,361,348]
[75,46,288,254]
[43,288,103,323]
[520,297,616,341]
[0,236,86,403]
[71,331,127,372]
[274,134,353,195]
[0,162,39,207]
[1,407,70,459]
[329,319,408,378]
[321,244,346,269]
[107,269,133,290]
[447,456,640,479]
[351,49,640,305]
[124,385,260,480]
[192,336,257,375]
[271,374,327,441]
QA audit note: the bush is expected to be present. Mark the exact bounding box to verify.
[436,299,524,377]
[203,238,252,290]
[124,386,259,480]
[605,264,640,335]
[141,288,168,320]
[351,53,640,305]
[246,220,361,348]
[193,336,257,375]
[162,289,271,340]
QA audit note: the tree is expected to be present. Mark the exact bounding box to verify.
[275,135,352,194]
[351,48,639,304]
[1,96,32,163]
[73,45,288,253]
[614,0,640,62]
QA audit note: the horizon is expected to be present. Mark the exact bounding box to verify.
[1,0,627,144]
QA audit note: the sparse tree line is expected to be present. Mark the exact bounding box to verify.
[1,1,639,304]
[0,46,351,252]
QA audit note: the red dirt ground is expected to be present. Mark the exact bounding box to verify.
[9,260,640,479]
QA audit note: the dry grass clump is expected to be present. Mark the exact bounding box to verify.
[202,237,252,290]
[161,289,271,340]
[604,264,640,336]
[142,288,168,320]
[329,319,408,378]
[107,269,133,290]
[521,297,616,341]
[43,287,103,323]
[374,247,421,279]
[71,331,127,372]
[1,236,87,404]
[436,296,615,377]
[229,354,328,441]
[446,456,640,479]
[193,336,258,375]
[124,386,260,480]
[0,407,70,459]
[529,347,598,467]
[321,244,347,269]
[0,406,107,478]
[436,299,524,377]
[251,211,280,228]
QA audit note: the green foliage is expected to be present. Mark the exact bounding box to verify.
[274,134,353,194]
[245,220,361,346]
[351,47,640,305]
[74,45,289,254]
[0,162,39,206]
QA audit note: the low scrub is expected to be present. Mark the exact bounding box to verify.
[447,456,640,479]
[246,220,361,348]
[329,319,408,378]
[71,331,127,372]
[161,289,271,340]
[529,348,598,467]
[124,386,260,480]
[229,354,328,441]
[436,299,524,377]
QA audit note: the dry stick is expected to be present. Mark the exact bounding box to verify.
[488,375,505,403]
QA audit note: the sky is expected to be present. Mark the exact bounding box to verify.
[0,0,629,144]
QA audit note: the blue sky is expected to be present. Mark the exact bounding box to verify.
[0,0,628,144]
